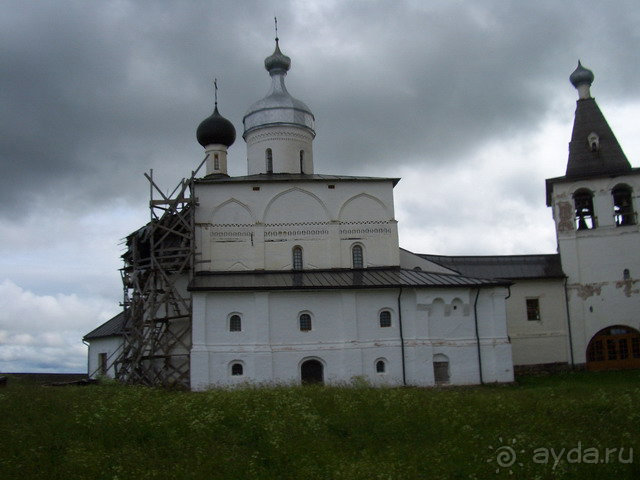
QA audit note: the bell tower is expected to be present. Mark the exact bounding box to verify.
[545,62,640,368]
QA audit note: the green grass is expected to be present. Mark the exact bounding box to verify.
[1,371,639,479]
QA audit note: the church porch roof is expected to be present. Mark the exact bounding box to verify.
[189,267,508,292]
[416,253,565,280]
[83,310,128,340]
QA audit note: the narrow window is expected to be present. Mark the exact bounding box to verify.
[376,360,386,373]
[229,314,241,332]
[98,352,107,375]
[352,244,364,269]
[573,189,595,230]
[299,313,312,331]
[526,298,540,321]
[266,148,273,173]
[231,363,243,376]
[292,246,303,271]
[613,184,635,226]
[379,310,391,328]
[299,150,304,173]
[214,153,220,170]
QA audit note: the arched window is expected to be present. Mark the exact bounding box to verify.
[376,360,386,373]
[299,313,312,332]
[613,184,635,226]
[266,148,273,173]
[573,189,596,230]
[229,314,241,332]
[352,244,364,269]
[379,310,391,328]
[214,153,220,170]
[231,363,243,376]
[299,150,304,173]
[292,246,303,271]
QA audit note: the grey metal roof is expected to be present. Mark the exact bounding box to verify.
[83,311,128,340]
[196,173,401,186]
[417,254,565,280]
[189,267,508,292]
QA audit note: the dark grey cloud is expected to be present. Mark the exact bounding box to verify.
[2,0,639,221]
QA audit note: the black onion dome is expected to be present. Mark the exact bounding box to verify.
[196,106,236,147]
[570,61,594,88]
[264,39,291,73]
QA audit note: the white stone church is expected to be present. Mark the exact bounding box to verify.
[84,39,640,389]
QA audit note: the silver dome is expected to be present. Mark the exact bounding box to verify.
[243,41,315,138]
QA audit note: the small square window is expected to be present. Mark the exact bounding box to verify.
[526,298,540,321]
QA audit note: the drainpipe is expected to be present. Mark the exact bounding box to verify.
[82,339,90,378]
[563,277,575,368]
[397,288,406,386]
[473,287,484,385]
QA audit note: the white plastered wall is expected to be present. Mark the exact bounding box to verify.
[550,173,640,363]
[194,179,400,271]
[87,336,123,378]
[190,286,513,390]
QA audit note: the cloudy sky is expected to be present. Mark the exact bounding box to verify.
[2,0,639,373]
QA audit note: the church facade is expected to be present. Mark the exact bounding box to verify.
[84,42,640,388]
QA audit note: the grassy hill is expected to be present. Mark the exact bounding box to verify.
[1,371,638,479]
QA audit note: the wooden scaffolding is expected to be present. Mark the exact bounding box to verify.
[114,158,206,388]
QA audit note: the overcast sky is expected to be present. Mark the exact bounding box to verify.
[1,0,639,373]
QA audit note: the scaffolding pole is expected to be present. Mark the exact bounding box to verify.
[113,157,207,388]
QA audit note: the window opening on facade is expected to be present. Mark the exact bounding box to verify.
[352,244,364,269]
[214,153,219,170]
[574,189,596,230]
[299,313,312,331]
[266,148,273,173]
[376,360,386,373]
[292,246,303,271]
[299,150,304,173]
[526,298,540,321]
[612,185,635,226]
[379,310,391,328]
[231,363,243,376]
[229,314,241,332]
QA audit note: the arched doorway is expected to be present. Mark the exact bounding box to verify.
[586,325,640,371]
[300,359,324,384]
[433,353,450,385]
